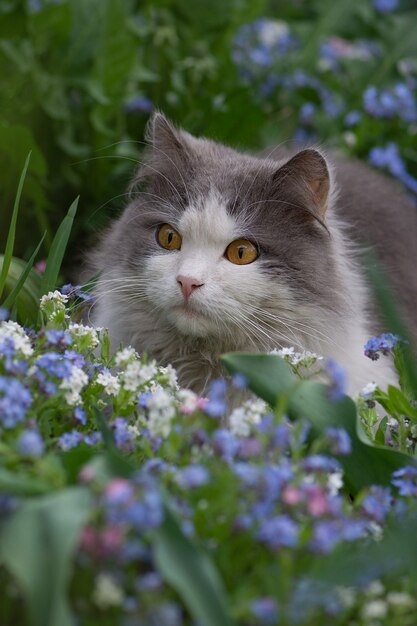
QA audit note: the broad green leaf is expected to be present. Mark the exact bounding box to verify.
[153,506,235,626]
[222,353,416,494]
[0,487,91,626]
[0,468,52,496]
[0,152,31,300]
[40,196,78,296]
[222,353,296,406]
[2,233,45,313]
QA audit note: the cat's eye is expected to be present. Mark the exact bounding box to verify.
[225,239,258,265]
[156,223,182,251]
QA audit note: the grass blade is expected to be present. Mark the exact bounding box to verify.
[0,152,31,300]
[40,196,79,296]
[3,233,46,311]
[365,251,417,399]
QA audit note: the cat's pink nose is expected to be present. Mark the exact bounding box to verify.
[176,275,204,300]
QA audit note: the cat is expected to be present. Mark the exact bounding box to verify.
[87,112,417,396]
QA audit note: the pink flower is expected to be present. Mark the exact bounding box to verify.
[304,485,329,516]
[282,485,302,506]
[35,259,47,274]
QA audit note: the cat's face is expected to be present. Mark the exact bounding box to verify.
[103,114,339,348]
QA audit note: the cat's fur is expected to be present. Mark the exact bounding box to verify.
[87,113,417,396]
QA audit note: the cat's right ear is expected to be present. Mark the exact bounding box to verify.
[145,112,191,163]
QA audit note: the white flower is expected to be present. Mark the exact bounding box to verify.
[365,580,385,596]
[39,291,68,320]
[360,599,388,620]
[147,389,176,438]
[159,364,179,389]
[229,398,267,437]
[271,347,323,367]
[177,389,200,414]
[60,366,88,406]
[386,591,416,608]
[258,19,289,47]
[0,320,33,356]
[122,360,158,392]
[114,346,139,367]
[69,323,99,349]
[96,370,120,396]
[40,290,68,308]
[361,381,377,397]
[93,573,124,608]
[327,470,343,496]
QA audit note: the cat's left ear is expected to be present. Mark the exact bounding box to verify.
[273,149,330,220]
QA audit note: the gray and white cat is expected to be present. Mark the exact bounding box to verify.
[88,113,417,396]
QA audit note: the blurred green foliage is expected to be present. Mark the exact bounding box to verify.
[1,0,416,270]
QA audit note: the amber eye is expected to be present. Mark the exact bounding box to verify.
[156,223,182,250]
[225,239,258,265]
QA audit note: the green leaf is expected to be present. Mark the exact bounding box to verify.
[310,508,417,587]
[0,151,31,300]
[40,196,78,296]
[0,487,91,626]
[2,233,45,312]
[153,506,235,626]
[222,352,296,406]
[0,255,42,325]
[0,468,52,496]
[387,384,417,420]
[222,353,416,494]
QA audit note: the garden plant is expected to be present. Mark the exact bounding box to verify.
[1,1,417,625]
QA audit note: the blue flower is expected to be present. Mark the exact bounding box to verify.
[126,489,163,530]
[392,466,417,496]
[35,352,73,379]
[45,329,72,347]
[0,308,9,321]
[84,432,102,446]
[299,102,316,123]
[177,464,210,488]
[257,515,299,549]
[311,518,367,552]
[61,283,94,302]
[135,571,163,591]
[251,597,279,625]
[364,332,401,360]
[58,430,83,451]
[17,430,44,457]
[373,0,398,12]
[325,359,347,401]
[233,462,260,487]
[231,373,248,389]
[74,407,86,425]
[113,417,136,451]
[124,96,153,113]
[361,486,391,522]
[0,376,32,428]
[301,455,341,474]
[212,428,239,462]
[344,110,362,127]
[325,427,352,455]
[204,378,227,417]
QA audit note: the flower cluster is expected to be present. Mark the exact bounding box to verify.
[1,289,417,626]
[364,332,401,360]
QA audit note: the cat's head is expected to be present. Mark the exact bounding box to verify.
[98,113,341,348]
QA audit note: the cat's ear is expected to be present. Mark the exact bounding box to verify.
[273,149,330,221]
[145,112,191,162]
